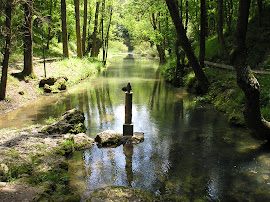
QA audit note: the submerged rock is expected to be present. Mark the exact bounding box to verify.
[86,186,154,202]
[42,109,86,135]
[95,130,144,147]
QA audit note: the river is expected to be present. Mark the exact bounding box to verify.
[1,54,270,201]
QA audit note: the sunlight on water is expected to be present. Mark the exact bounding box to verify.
[1,55,270,200]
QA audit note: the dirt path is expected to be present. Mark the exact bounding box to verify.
[205,61,270,75]
[0,59,60,115]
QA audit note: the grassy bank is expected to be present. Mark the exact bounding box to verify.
[161,61,270,127]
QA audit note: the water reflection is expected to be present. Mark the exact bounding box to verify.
[1,56,270,200]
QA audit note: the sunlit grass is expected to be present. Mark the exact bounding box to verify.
[51,57,104,86]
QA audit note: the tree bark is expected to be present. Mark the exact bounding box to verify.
[46,0,53,50]
[231,0,270,139]
[217,0,228,56]
[150,13,165,64]
[166,0,208,94]
[257,0,262,26]
[22,0,33,76]
[104,5,113,66]
[199,0,207,68]
[74,0,83,58]
[101,0,105,63]
[82,0,88,55]
[0,1,12,100]
[61,0,69,57]
[91,1,100,57]
[185,0,188,30]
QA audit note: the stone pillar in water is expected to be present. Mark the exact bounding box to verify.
[123,82,133,136]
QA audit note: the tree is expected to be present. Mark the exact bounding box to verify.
[0,0,13,100]
[82,0,88,55]
[231,0,270,139]
[22,0,34,76]
[150,12,166,63]
[217,0,228,56]
[74,0,83,58]
[199,0,207,68]
[61,0,69,57]
[91,0,100,57]
[165,0,208,93]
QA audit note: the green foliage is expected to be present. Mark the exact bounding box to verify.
[108,40,128,53]
[160,57,176,82]
[194,35,224,62]
[133,41,158,57]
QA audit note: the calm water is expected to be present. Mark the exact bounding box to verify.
[1,55,270,201]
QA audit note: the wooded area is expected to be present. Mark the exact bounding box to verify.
[0,0,270,135]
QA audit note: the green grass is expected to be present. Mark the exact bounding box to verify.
[51,57,104,86]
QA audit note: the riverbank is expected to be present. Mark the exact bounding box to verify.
[0,57,104,201]
[0,109,95,201]
[0,57,103,115]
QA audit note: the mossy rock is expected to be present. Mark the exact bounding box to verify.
[86,186,155,202]
[39,76,57,87]
[40,76,67,93]
[95,130,123,147]
[42,109,86,135]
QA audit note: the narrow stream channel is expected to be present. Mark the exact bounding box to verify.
[1,55,270,201]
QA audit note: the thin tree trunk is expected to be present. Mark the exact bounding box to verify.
[22,0,33,76]
[257,0,262,26]
[199,0,206,68]
[104,5,112,65]
[102,0,105,64]
[185,0,188,30]
[231,0,270,139]
[150,13,165,64]
[74,0,83,58]
[166,0,209,94]
[91,1,100,57]
[82,0,88,55]
[61,0,69,57]
[217,0,228,56]
[46,0,53,50]
[0,1,12,100]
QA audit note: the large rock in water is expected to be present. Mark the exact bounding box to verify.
[95,130,144,147]
[95,130,123,146]
[42,109,86,135]
[86,186,154,202]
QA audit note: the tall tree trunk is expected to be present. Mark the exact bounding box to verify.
[22,0,33,76]
[199,0,207,68]
[74,0,83,58]
[82,0,88,55]
[101,0,105,64]
[185,0,188,30]
[225,0,233,34]
[0,1,12,100]
[166,0,208,94]
[104,5,113,66]
[217,0,228,56]
[231,0,270,139]
[257,0,262,26]
[61,0,69,57]
[150,13,165,64]
[91,1,100,57]
[46,0,53,50]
